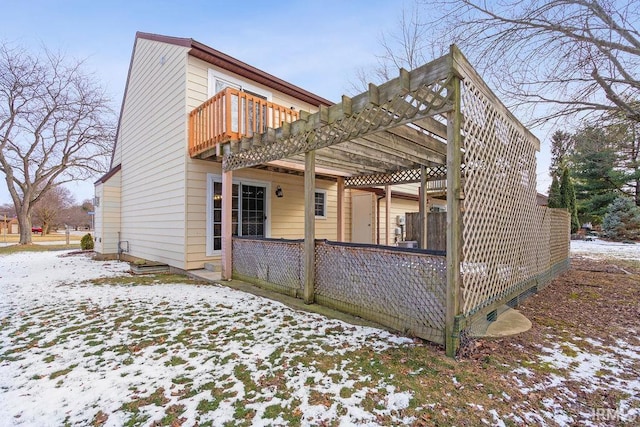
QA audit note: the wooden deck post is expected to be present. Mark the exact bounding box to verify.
[419,165,428,249]
[221,169,233,280]
[304,150,316,304]
[337,177,345,242]
[385,185,391,245]
[445,72,462,357]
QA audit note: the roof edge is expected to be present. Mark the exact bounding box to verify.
[94,164,122,185]
[135,31,333,107]
[189,39,333,107]
[135,31,192,48]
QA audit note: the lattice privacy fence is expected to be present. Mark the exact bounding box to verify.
[459,74,542,317]
[455,68,571,341]
[315,241,446,344]
[232,238,304,297]
[232,238,447,344]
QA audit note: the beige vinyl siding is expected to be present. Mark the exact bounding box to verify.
[186,56,319,113]
[184,161,343,270]
[384,197,419,245]
[342,188,352,242]
[94,183,105,253]
[184,55,325,269]
[392,183,420,195]
[94,171,122,255]
[116,38,189,268]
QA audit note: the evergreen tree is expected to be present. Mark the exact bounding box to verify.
[547,176,561,208]
[570,126,622,224]
[549,130,573,180]
[602,197,640,241]
[560,167,580,233]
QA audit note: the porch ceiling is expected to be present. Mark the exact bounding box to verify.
[222,54,456,183]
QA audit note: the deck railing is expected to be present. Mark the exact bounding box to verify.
[189,87,299,157]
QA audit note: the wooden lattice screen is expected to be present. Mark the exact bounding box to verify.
[456,68,570,322]
[232,238,447,344]
[459,74,545,317]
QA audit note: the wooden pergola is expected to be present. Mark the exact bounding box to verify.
[199,43,557,357]
[215,46,482,353]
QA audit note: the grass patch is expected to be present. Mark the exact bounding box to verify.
[0,244,80,254]
[231,403,255,426]
[84,274,207,287]
[91,410,108,426]
[560,344,579,358]
[160,404,185,426]
[165,356,187,366]
[172,375,193,385]
[196,398,220,413]
[121,387,169,413]
[49,364,77,379]
[263,404,282,419]
[339,387,355,398]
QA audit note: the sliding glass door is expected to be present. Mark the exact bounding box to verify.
[208,176,268,254]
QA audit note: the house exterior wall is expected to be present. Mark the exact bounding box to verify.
[382,197,418,245]
[94,170,121,255]
[114,38,190,268]
[184,160,343,270]
[184,55,326,270]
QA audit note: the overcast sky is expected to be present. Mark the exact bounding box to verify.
[0,0,552,205]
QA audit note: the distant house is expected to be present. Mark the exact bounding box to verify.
[0,217,19,235]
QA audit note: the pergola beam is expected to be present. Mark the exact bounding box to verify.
[223,56,455,172]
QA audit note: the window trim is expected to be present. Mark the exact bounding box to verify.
[314,189,328,219]
[207,69,272,101]
[206,174,271,256]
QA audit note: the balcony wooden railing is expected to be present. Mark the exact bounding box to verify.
[189,87,299,157]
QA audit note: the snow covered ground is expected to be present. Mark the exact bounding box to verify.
[0,252,414,426]
[0,241,637,426]
[571,237,640,261]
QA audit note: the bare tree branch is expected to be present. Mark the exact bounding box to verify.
[417,0,640,123]
[0,41,115,244]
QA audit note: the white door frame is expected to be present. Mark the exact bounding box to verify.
[206,173,271,256]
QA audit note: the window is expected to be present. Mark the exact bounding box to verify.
[315,190,327,219]
[208,70,271,100]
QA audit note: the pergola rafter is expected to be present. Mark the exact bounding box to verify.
[222,55,456,174]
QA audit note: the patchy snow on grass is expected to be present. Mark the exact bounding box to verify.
[0,251,415,426]
[571,237,640,261]
[508,336,640,426]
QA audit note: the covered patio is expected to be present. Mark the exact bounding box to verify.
[191,45,570,356]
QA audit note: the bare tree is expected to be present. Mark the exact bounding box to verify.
[349,5,439,93]
[32,186,74,234]
[419,0,640,125]
[60,199,94,231]
[0,42,115,244]
[0,202,16,218]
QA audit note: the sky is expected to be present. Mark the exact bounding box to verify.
[0,0,554,206]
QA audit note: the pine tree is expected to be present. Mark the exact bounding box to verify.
[547,176,561,208]
[560,167,580,233]
[602,197,640,240]
[549,130,573,180]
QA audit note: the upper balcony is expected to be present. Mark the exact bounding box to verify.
[189,87,299,158]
